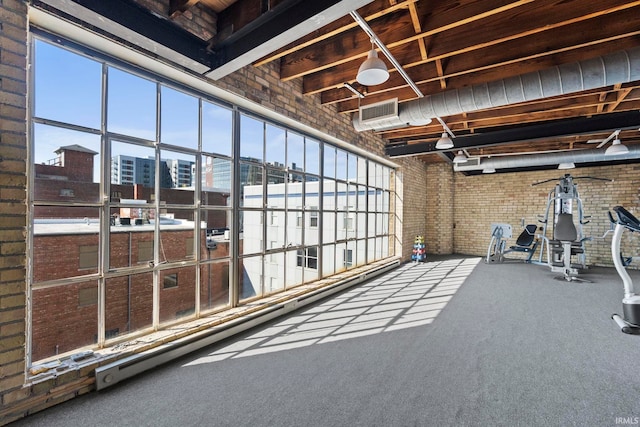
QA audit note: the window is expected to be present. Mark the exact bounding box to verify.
[343,249,353,268]
[163,273,178,289]
[79,245,98,269]
[297,247,318,269]
[28,35,394,364]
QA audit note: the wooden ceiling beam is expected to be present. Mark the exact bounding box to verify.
[169,0,201,18]
[254,0,418,67]
[301,1,640,96]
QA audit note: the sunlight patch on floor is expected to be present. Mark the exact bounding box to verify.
[183,257,481,367]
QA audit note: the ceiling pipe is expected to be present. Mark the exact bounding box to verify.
[453,145,640,172]
[353,46,640,132]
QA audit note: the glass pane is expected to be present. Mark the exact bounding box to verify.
[287,131,304,172]
[240,162,263,207]
[105,272,153,339]
[346,240,356,269]
[240,209,262,255]
[382,236,390,258]
[31,280,98,362]
[368,212,376,237]
[200,260,230,312]
[111,140,156,200]
[305,212,319,245]
[357,213,366,239]
[322,244,335,277]
[304,246,319,283]
[266,168,287,201]
[368,162,377,188]
[240,114,263,162]
[265,252,285,293]
[347,153,358,181]
[357,157,367,185]
[356,239,367,267]
[108,67,156,140]
[323,179,335,210]
[266,209,285,250]
[368,187,376,212]
[336,149,347,180]
[376,189,384,212]
[286,176,303,209]
[336,242,347,273]
[382,166,391,190]
[347,183,358,209]
[202,101,232,157]
[159,149,195,191]
[240,255,263,301]
[324,145,335,178]
[203,210,231,260]
[202,156,231,203]
[265,124,285,167]
[367,237,376,262]
[376,236,384,259]
[34,40,101,129]
[159,266,196,324]
[323,212,336,243]
[382,190,390,212]
[33,124,101,203]
[306,138,320,174]
[357,185,367,211]
[32,207,100,283]
[286,249,302,287]
[109,208,156,269]
[377,213,388,235]
[287,211,302,247]
[303,180,318,210]
[159,209,195,263]
[160,86,198,149]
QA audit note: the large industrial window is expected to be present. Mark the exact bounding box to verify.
[28,33,395,365]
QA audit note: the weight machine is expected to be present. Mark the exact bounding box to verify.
[532,174,610,281]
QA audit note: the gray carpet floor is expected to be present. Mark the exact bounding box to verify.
[12,257,640,427]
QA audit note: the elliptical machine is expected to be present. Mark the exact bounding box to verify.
[610,206,640,335]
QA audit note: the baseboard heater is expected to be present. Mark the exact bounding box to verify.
[95,258,400,390]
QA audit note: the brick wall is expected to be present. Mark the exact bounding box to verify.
[0,0,28,423]
[425,164,640,266]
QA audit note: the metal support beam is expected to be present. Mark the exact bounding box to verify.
[205,0,374,79]
[385,110,640,157]
[33,0,216,72]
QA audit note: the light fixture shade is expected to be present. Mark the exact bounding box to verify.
[435,132,454,149]
[605,139,629,156]
[453,150,467,163]
[482,167,496,174]
[558,162,575,170]
[356,49,389,86]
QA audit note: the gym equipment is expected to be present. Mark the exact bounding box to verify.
[532,174,609,281]
[486,223,539,263]
[412,235,426,262]
[609,206,640,335]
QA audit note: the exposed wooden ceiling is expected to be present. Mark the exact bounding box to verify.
[171,0,640,170]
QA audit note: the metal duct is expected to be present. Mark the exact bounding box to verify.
[453,145,640,172]
[353,47,640,132]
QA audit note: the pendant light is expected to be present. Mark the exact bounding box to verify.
[356,41,389,86]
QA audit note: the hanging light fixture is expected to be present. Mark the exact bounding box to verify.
[558,162,575,170]
[605,138,629,155]
[356,40,389,86]
[482,167,496,174]
[453,150,467,163]
[435,132,454,149]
